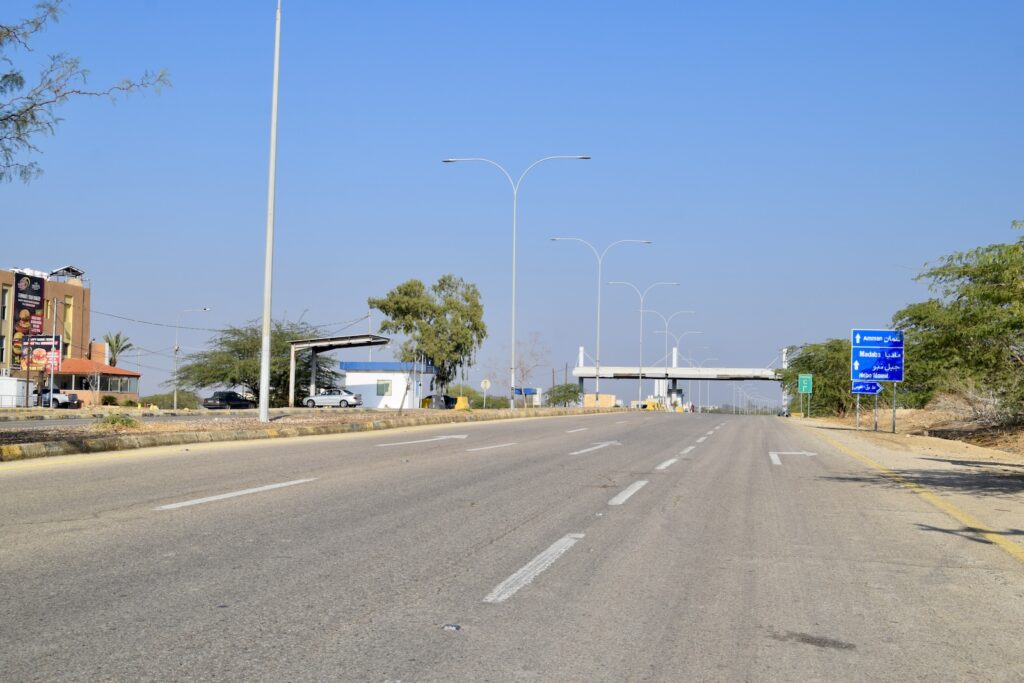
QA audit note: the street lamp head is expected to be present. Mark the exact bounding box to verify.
[441,159,456,163]
[576,156,592,160]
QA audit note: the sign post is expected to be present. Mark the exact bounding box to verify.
[798,374,812,418]
[480,378,491,409]
[851,329,903,433]
[851,381,883,430]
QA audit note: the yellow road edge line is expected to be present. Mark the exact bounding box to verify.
[813,430,1024,565]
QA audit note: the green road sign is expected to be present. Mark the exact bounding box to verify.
[798,374,813,394]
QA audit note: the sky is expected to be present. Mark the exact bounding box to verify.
[4,1,1023,405]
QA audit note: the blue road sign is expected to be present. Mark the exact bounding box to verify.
[851,329,904,382]
[852,381,883,395]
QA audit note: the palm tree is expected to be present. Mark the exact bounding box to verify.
[104,331,133,367]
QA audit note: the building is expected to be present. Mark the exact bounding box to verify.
[1,266,91,374]
[338,361,436,410]
[0,266,141,407]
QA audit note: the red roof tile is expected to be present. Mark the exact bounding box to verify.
[57,358,141,377]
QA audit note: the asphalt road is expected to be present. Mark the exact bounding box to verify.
[1,413,1021,681]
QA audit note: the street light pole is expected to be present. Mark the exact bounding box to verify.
[258,0,283,423]
[551,237,650,398]
[174,307,210,410]
[444,155,590,409]
[642,309,695,404]
[609,281,679,406]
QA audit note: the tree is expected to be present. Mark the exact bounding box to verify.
[777,339,855,417]
[369,275,487,390]
[1,1,168,182]
[175,320,341,407]
[892,230,1024,419]
[103,331,132,367]
[514,331,549,406]
[547,383,582,407]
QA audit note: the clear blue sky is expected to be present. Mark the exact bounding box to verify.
[5,1,1023,403]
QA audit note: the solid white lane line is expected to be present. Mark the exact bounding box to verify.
[706,430,715,436]
[566,428,588,433]
[569,441,620,456]
[609,480,648,506]
[156,479,316,511]
[696,436,707,443]
[681,446,696,455]
[655,458,678,471]
[769,452,782,466]
[377,435,468,447]
[467,443,516,452]
[483,533,585,604]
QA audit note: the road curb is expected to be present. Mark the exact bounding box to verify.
[0,408,622,461]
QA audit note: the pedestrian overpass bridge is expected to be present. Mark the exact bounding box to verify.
[572,366,779,381]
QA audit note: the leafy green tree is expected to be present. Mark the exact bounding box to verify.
[777,339,855,417]
[369,275,487,391]
[892,230,1024,418]
[175,320,340,407]
[103,331,132,367]
[1,1,168,182]
[547,383,582,407]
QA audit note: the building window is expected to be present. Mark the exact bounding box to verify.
[1,286,9,321]
[377,379,392,397]
[0,334,5,365]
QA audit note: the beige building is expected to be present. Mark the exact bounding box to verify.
[1,266,92,374]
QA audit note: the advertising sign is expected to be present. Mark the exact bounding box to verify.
[851,329,904,382]
[21,336,61,372]
[11,274,45,370]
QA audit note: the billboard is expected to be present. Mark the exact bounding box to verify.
[21,335,61,372]
[11,274,45,370]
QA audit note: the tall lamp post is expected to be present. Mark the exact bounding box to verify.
[609,281,679,406]
[174,307,210,410]
[443,155,590,408]
[551,237,651,397]
[642,309,695,400]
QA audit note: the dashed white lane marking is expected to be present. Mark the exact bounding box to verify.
[377,435,468,447]
[769,452,782,466]
[609,480,648,506]
[156,479,316,510]
[483,533,585,604]
[696,436,707,443]
[681,446,696,455]
[615,420,629,424]
[566,428,588,433]
[570,441,620,455]
[715,424,725,430]
[655,458,678,471]
[467,443,517,452]
[706,430,715,436]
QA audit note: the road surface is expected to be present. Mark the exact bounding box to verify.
[1,413,1021,680]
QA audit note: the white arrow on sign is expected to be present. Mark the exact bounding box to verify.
[570,441,621,456]
[377,435,469,447]
[855,333,861,344]
[853,360,860,370]
[769,451,817,466]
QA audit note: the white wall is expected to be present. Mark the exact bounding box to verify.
[344,370,434,410]
[0,376,36,408]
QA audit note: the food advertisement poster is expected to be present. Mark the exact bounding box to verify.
[12,274,45,370]
[21,335,61,372]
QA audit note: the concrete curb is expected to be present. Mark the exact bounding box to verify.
[0,408,623,461]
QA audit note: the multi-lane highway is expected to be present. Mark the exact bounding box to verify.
[1,413,1021,680]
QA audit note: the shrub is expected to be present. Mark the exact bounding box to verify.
[121,399,138,408]
[100,395,119,406]
[96,413,138,429]
[139,391,200,409]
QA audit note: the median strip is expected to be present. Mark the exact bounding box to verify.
[156,478,316,510]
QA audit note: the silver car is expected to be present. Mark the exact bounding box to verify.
[304,388,362,408]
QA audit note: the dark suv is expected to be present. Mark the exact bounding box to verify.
[202,391,256,410]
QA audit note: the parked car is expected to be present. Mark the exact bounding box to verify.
[304,388,362,408]
[32,388,80,409]
[424,394,456,409]
[202,391,257,410]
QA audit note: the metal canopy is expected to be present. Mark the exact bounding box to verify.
[572,366,778,381]
[288,334,390,407]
